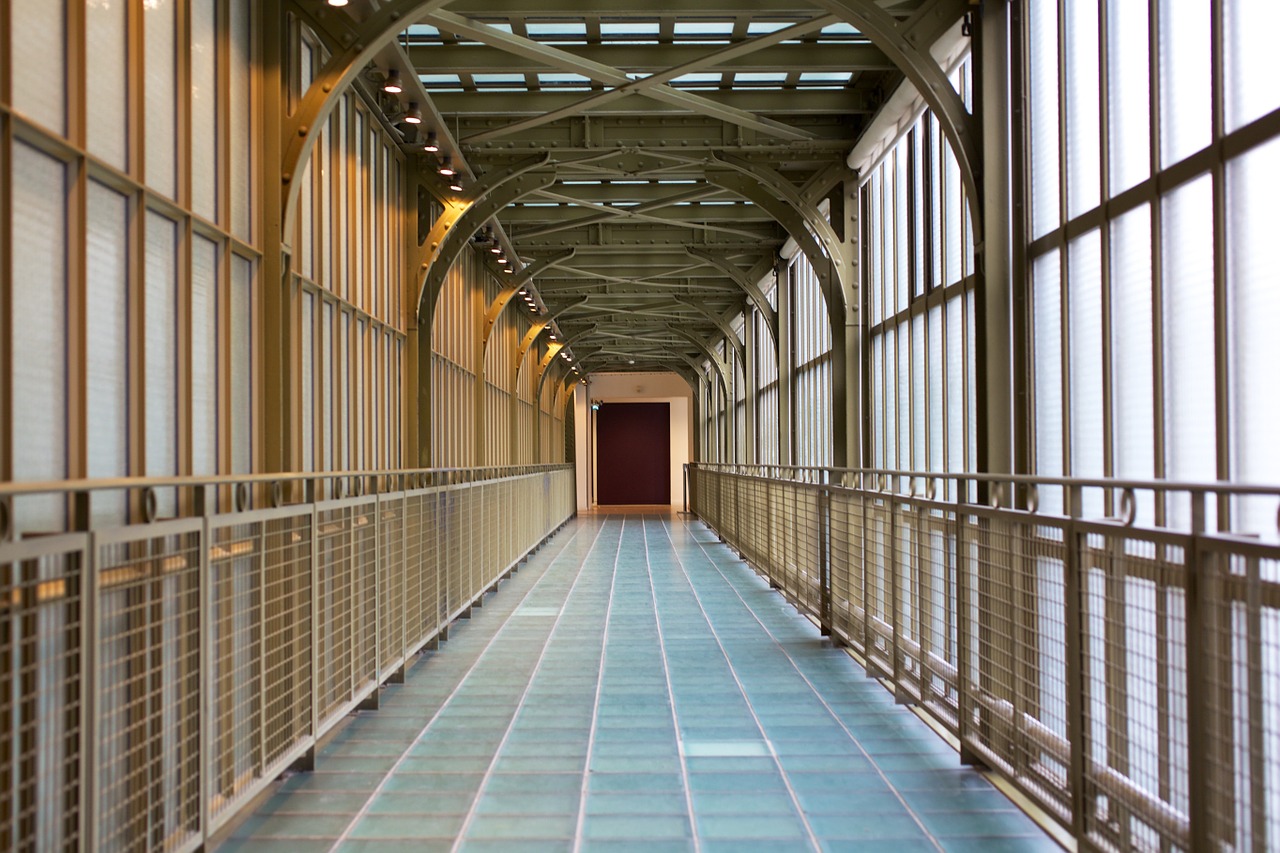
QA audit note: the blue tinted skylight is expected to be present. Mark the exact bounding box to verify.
[732,72,788,85]
[527,21,586,37]
[539,72,594,87]
[746,22,791,35]
[406,24,440,38]
[820,22,861,36]
[799,71,852,84]
[420,73,462,86]
[671,73,722,86]
[473,74,527,85]
[601,21,660,35]
[674,21,734,36]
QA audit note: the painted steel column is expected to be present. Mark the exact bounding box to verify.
[744,306,757,463]
[976,0,1013,477]
[261,0,293,474]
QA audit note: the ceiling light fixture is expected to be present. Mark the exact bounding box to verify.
[438,156,455,176]
[327,0,349,6]
[382,69,403,94]
[423,131,439,153]
[403,102,422,124]
[449,176,464,192]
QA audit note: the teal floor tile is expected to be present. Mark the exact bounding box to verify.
[220,516,1058,852]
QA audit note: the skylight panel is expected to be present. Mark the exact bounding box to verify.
[473,74,527,86]
[820,22,861,36]
[484,22,514,34]
[601,21,660,37]
[746,22,791,35]
[405,24,440,38]
[419,73,462,86]
[538,72,594,87]
[732,72,788,85]
[674,21,734,37]
[671,72,722,86]
[526,21,586,38]
[799,71,852,84]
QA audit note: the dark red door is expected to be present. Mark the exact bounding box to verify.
[596,402,670,505]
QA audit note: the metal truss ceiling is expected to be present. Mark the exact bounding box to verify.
[386,0,936,379]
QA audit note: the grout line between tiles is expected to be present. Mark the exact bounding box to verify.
[570,514,626,853]
[651,517,824,853]
[668,514,950,852]
[323,517,604,852]
[447,517,620,852]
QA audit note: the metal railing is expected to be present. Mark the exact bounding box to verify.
[0,465,576,852]
[689,463,1280,853]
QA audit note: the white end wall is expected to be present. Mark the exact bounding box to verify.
[573,372,694,509]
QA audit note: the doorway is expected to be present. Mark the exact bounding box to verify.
[596,402,671,505]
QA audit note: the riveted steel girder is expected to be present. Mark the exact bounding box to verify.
[684,246,778,350]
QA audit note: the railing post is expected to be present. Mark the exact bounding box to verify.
[1064,483,1087,842]
[956,478,984,767]
[1185,491,1221,851]
[818,481,832,637]
[80,495,100,852]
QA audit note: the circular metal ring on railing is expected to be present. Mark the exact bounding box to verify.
[990,482,1005,509]
[141,487,159,523]
[0,496,13,543]
[333,479,344,500]
[271,481,284,508]
[877,473,887,492]
[926,478,938,501]
[1120,488,1137,527]
[353,477,363,498]
[234,483,250,513]
[1026,483,1040,514]
[909,478,918,498]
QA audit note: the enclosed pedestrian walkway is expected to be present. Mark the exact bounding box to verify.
[218,512,1056,852]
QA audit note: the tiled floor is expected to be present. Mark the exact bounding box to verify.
[217,513,1060,852]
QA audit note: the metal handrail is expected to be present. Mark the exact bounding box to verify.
[1,465,577,852]
[688,464,1280,852]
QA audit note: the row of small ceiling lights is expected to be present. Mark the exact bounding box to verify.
[327,1,572,367]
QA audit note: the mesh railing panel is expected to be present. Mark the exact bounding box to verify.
[690,465,1280,853]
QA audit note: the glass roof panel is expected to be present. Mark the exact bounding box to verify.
[526,21,586,37]
[420,73,462,86]
[799,71,853,84]
[538,72,594,86]
[671,73,722,86]
[732,72,788,85]
[601,21,660,35]
[674,21,734,36]
[405,24,440,38]
[473,74,527,85]
[746,22,791,35]
[820,22,862,36]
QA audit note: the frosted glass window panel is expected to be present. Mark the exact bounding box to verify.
[86,182,130,523]
[930,118,943,288]
[1066,0,1101,219]
[1029,0,1061,239]
[913,126,927,296]
[928,305,944,472]
[144,212,178,514]
[869,171,882,324]
[1034,252,1065,511]
[912,312,926,469]
[872,340,884,468]
[945,145,963,285]
[338,312,349,468]
[966,289,977,471]
[1158,0,1211,167]
[144,0,178,198]
[323,302,337,470]
[191,236,219,476]
[86,0,128,169]
[885,328,898,468]
[191,0,219,222]
[1106,0,1150,196]
[302,293,315,470]
[1226,0,1280,132]
[946,298,965,473]
[1110,205,1156,492]
[895,149,909,311]
[231,257,253,474]
[11,144,67,529]
[1069,231,1105,516]
[1162,175,1217,484]
[355,319,366,469]
[898,325,911,469]
[230,0,253,242]
[11,0,65,134]
[1228,137,1280,532]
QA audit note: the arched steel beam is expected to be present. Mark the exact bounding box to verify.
[514,297,588,388]
[415,154,555,324]
[705,168,845,335]
[674,298,746,376]
[809,0,981,244]
[481,248,575,352]
[684,246,778,349]
[281,0,456,238]
[711,152,852,307]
